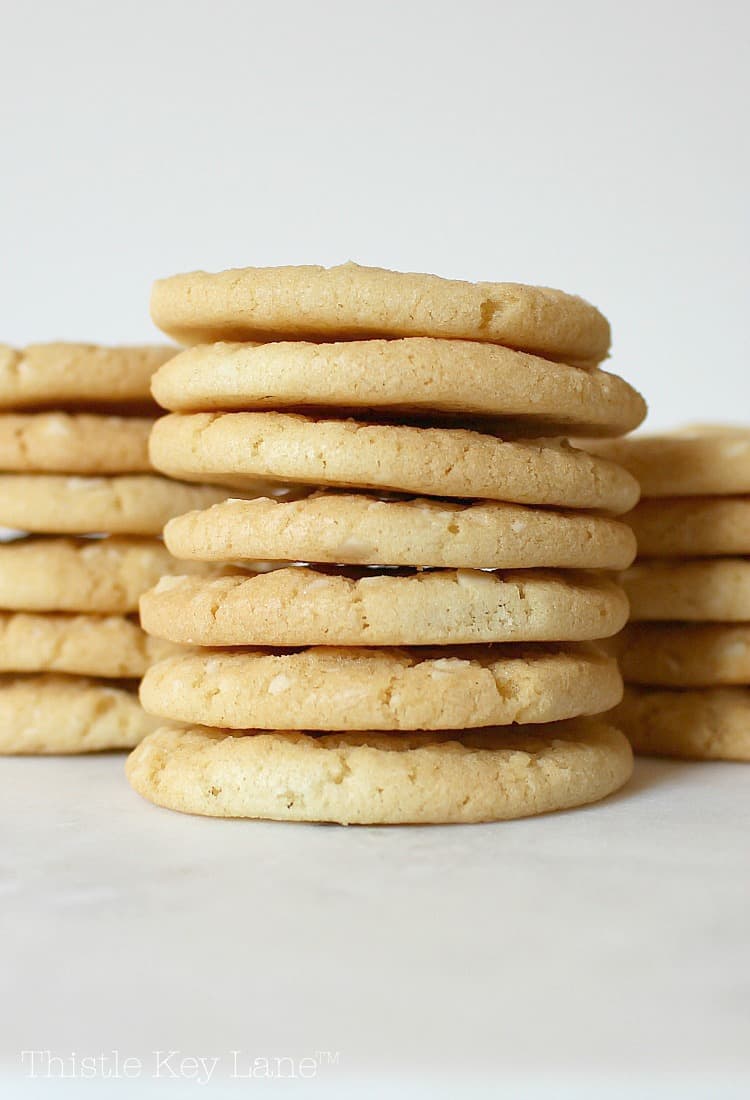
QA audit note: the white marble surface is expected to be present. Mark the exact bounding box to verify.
[1,753,748,1097]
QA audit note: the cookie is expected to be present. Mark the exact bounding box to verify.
[0,343,171,409]
[140,644,622,731]
[613,686,750,762]
[149,413,639,514]
[151,339,644,436]
[617,623,750,686]
[585,427,750,497]
[623,559,750,622]
[0,413,152,474]
[0,475,235,535]
[140,568,629,647]
[0,537,223,613]
[126,719,632,824]
[0,674,160,754]
[163,494,636,571]
[627,498,750,557]
[0,612,177,678]
[150,263,611,363]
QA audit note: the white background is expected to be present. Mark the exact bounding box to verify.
[1,0,749,426]
[1,1,749,1097]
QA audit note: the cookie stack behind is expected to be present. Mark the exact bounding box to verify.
[130,264,644,823]
[589,427,750,761]
[0,343,239,754]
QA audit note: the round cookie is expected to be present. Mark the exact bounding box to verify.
[627,497,750,557]
[126,719,633,824]
[149,413,640,514]
[623,559,750,622]
[0,613,177,678]
[164,494,637,571]
[613,686,750,762]
[140,568,629,647]
[0,674,161,755]
[151,340,644,436]
[150,263,611,363]
[140,644,623,731]
[0,475,236,535]
[585,427,750,497]
[0,413,153,474]
[0,343,171,409]
[0,537,224,613]
[617,623,750,687]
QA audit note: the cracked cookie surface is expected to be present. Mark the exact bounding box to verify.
[150,263,611,363]
[151,338,643,436]
[140,644,623,730]
[126,719,633,823]
[149,412,639,513]
[163,494,636,570]
[140,567,629,647]
[0,343,171,409]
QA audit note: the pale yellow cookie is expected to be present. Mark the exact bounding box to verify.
[0,475,235,535]
[0,537,223,613]
[0,612,177,678]
[613,686,750,762]
[0,413,152,473]
[126,719,632,824]
[0,343,171,409]
[140,568,629,647]
[149,413,639,514]
[151,339,644,436]
[150,263,611,363]
[163,494,636,570]
[623,559,750,622]
[0,674,161,754]
[140,644,623,731]
[584,427,750,497]
[627,497,750,557]
[617,623,750,687]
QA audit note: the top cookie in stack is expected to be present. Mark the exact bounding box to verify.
[0,343,240,755]
[129,264,644,825]
[587,426,750,762]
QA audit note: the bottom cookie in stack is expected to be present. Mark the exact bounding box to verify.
[130,497,635,825]
[126,720,632,827]
[589,426,750,762]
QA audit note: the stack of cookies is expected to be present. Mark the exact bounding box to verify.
[128,263,645,824]
[0,342,238,754]
[589,427,750,762]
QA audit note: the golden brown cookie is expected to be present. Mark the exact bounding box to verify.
[126,719,633,823]
[150,263,611,363]
[140,644,623,730]
[585,427,750,497]
[0,413,152,473]
[151,339,644,436]
[623,559,750,622]
[613,686,750,762]
[0,674,160,754]
[0,343,171,409]
[626,498,750,557]
[617,623,750,686]
[149,413,639,513]
[0,612,176,677]
[0,475,235,535]
[139,568,629,647]
[163,494,636,570]
[0,537,224,613]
